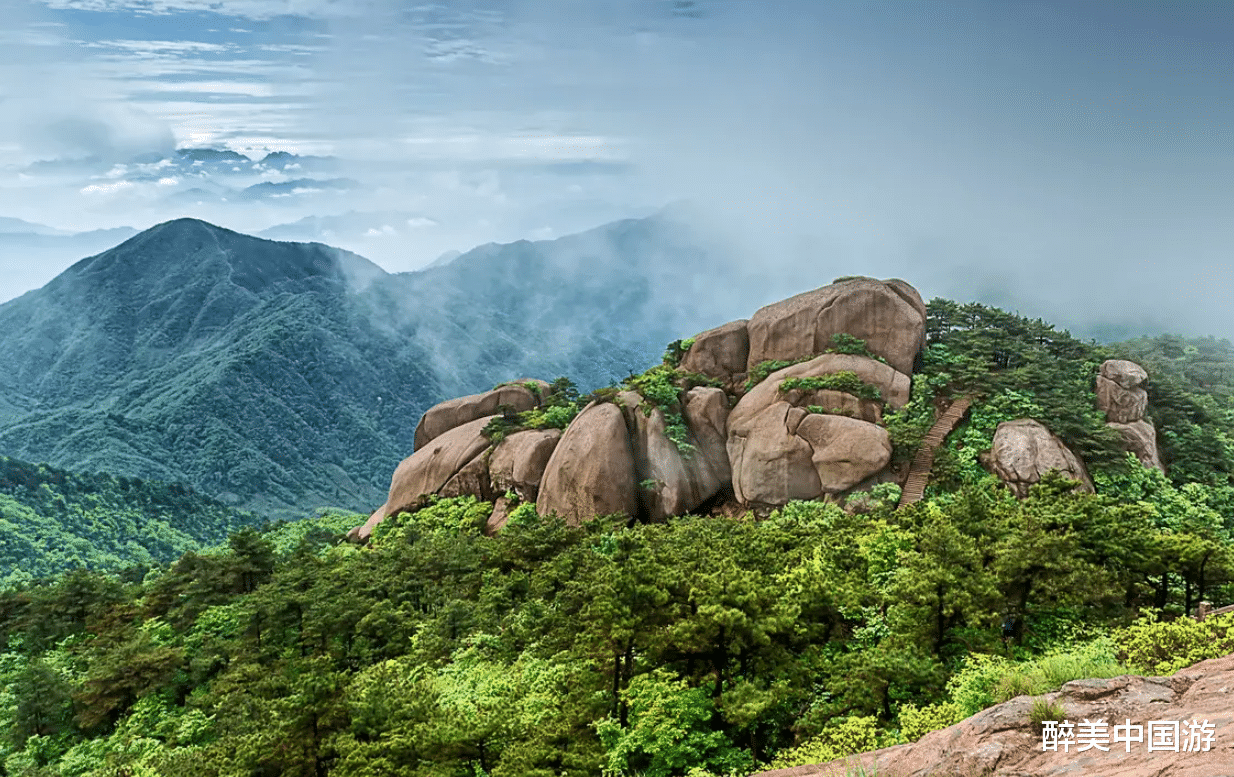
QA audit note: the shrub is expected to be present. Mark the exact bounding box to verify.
[1028,696,1067,734]
[663,337,696,368]
[824,333,887,363]
[943,638,1126,721]
[780,372,882,402]
[745,358,809,392]
[898,701,962,742]
[763,716,888,770]
[1114,610,1234,675]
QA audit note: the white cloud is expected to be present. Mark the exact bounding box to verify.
[85,39,235,56]
[80,180,135,195]
[41,0,375,20]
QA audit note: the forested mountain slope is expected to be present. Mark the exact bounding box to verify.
[0,212,749,519]
[0,455,261,586]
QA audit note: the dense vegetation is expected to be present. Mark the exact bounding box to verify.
[1,298,1233,776]
[0,456,262,587]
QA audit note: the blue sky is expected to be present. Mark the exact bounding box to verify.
[0,0,1231,343]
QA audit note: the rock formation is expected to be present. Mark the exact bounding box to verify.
[678,319,750,394]
[350,415,497,541]
[985,419,1094,497]
[617,391,727,522]
[413,380,549,451]
[727,355,895,506]
[535,402,640,525]
[352,277,937,537]
[754,652,1234,777]
[745,276,926,376]
[1096,359,1164,472]
[487,429,561,503]
[1096,360,1149,424]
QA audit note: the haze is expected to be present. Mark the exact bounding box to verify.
[0,0,1230,343]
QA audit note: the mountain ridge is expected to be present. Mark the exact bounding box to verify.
[0,211,752,518]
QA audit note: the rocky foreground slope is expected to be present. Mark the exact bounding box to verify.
[755,653,1234,777]
[353,276,1166,539]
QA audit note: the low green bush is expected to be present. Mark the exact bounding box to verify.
[780,371,882,402]
[745,358,809,391]
[1029,696,1067,734]
[898,701,962,742]
[762,715,889,771]
[1114,610,1234,675]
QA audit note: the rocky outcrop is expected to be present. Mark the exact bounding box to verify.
[1095,359,1164,472]
[738,353,911,415]
[728,356,894,506]
[413,380,548,451]
[746,276,926,376]
[1097,360,1149,424]
[350,415,496,541]
[536,403,640,526]
[618,392,725,522]
[1109,419,1165,472]
[682,387,732,484]
[679,320,749,393]
[755,652,1234,777]
[985,419,1094,497]
[487,429,561,502]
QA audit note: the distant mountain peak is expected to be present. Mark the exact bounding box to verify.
[61,217,385,298]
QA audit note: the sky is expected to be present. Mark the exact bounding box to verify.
[0,0,1231,343]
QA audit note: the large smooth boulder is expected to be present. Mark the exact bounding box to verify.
[794,414,893,493]
[746,277,926,376]
[682,386,732,484]
[351,415,496,540]
[739,353,911,410]
[679,320,750,392]
[536,402,639,525]
[1096,360,1149,423]
[728,402,823,505]
[414,380,548,450]
[727,354,901,505]
[618,391,724,522]
[985,419,1094,497]
[1109,419,1165,472]
[487,428,562,502]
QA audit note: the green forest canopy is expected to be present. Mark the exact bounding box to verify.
[1,297,1233,776]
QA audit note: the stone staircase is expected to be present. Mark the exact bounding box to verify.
[898,395,975,507]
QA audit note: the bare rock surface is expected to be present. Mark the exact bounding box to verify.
[754,653,1234,777]
[779,387,882,424]
[746,277,926,376]
[487,428,561,502]
[986,419,1094,497]
[413,380,547,450]
[728,402,823,505]
[794,414,892,493]
[728,355,899,506]
[1097,360,1149,424]
[679,320,750,393]
[350,415,496,540]
[536,402,639,525]
[617,391,723,521]
[1109,419,1165,472]
[682,386,732,485]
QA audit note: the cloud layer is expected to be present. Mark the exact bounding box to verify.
[0,0,1231,343]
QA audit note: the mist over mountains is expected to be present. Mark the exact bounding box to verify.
[0,210,762,518]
